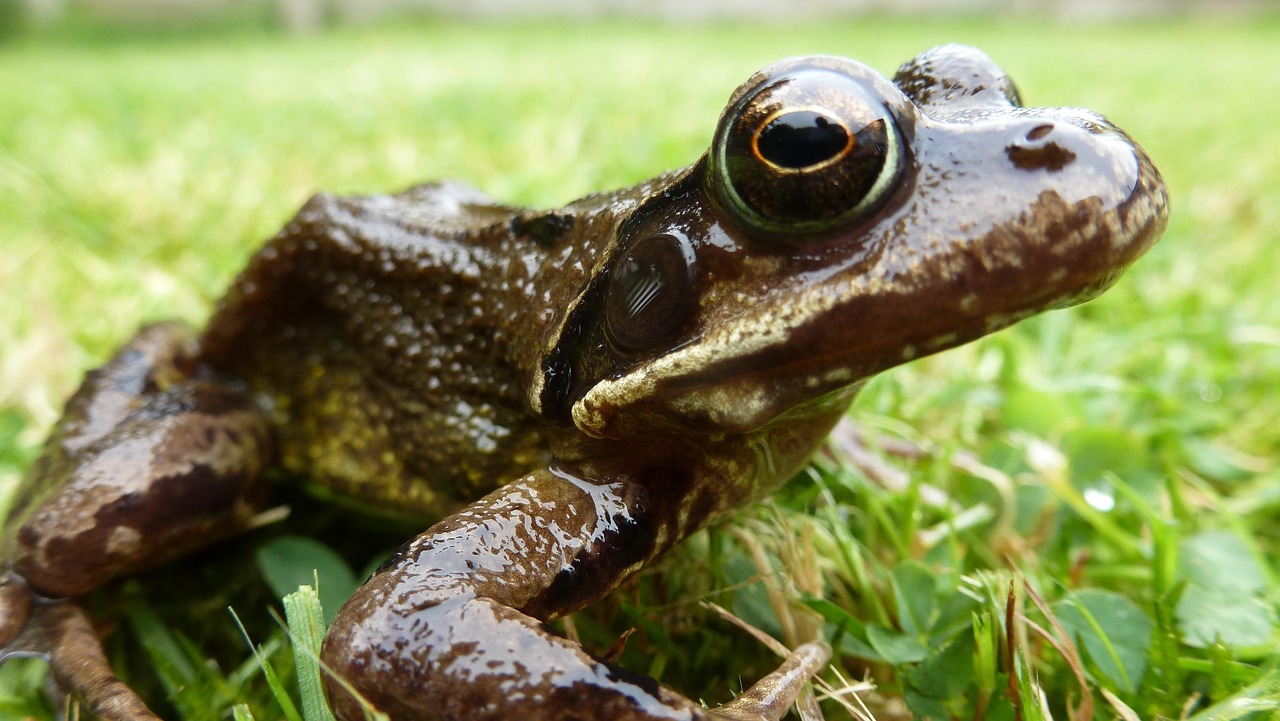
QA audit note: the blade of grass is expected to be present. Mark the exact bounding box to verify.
[282,585,335,721]
[230,607,304,721]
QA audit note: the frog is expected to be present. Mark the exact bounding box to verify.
[0,44,1167,721]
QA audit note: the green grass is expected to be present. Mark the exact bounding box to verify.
[2,13,1280,721]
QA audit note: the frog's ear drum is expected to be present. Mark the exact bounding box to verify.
[709,66,905,238]
[603,232,697,353]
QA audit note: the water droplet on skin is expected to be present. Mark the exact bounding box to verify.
[1083,485,1115,512]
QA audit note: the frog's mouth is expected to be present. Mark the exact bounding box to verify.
[573,109,1168,441]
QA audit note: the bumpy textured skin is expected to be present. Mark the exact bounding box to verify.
[1,45,1167,721]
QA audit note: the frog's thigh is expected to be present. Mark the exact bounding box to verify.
[6,321,274,598]
[321,467,826,721]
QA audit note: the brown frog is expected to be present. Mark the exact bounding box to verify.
[0,45,1167,721]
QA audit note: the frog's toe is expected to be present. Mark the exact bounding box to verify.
[0,573,32,648]
[0,573,161,721]
[711,642,831,721]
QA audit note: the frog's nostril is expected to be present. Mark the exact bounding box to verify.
[1025,124,1054,142]
[1007,123,1076,172]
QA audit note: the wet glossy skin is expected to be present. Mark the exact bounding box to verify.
[0,45,1166,721]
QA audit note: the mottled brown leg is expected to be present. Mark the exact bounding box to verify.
[322,466,827,721]
[1,321,275,718]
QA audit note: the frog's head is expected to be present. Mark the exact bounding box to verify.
[537,45,1168,441]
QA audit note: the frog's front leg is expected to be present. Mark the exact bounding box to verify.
[1,321,274,719]
[323,466,828,721]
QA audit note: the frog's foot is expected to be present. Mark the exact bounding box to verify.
[0,574,161,721]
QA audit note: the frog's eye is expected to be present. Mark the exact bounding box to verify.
[710,68,904,235]
[605,232,697,353]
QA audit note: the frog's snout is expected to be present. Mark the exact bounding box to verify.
[1002,108,1120,171]
[993,111,1148,214]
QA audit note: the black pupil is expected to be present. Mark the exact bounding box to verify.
[756,110,849,169]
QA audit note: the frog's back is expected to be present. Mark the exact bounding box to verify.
[199,183,555,519]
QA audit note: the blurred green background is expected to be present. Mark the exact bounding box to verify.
[1,3,1279,720]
